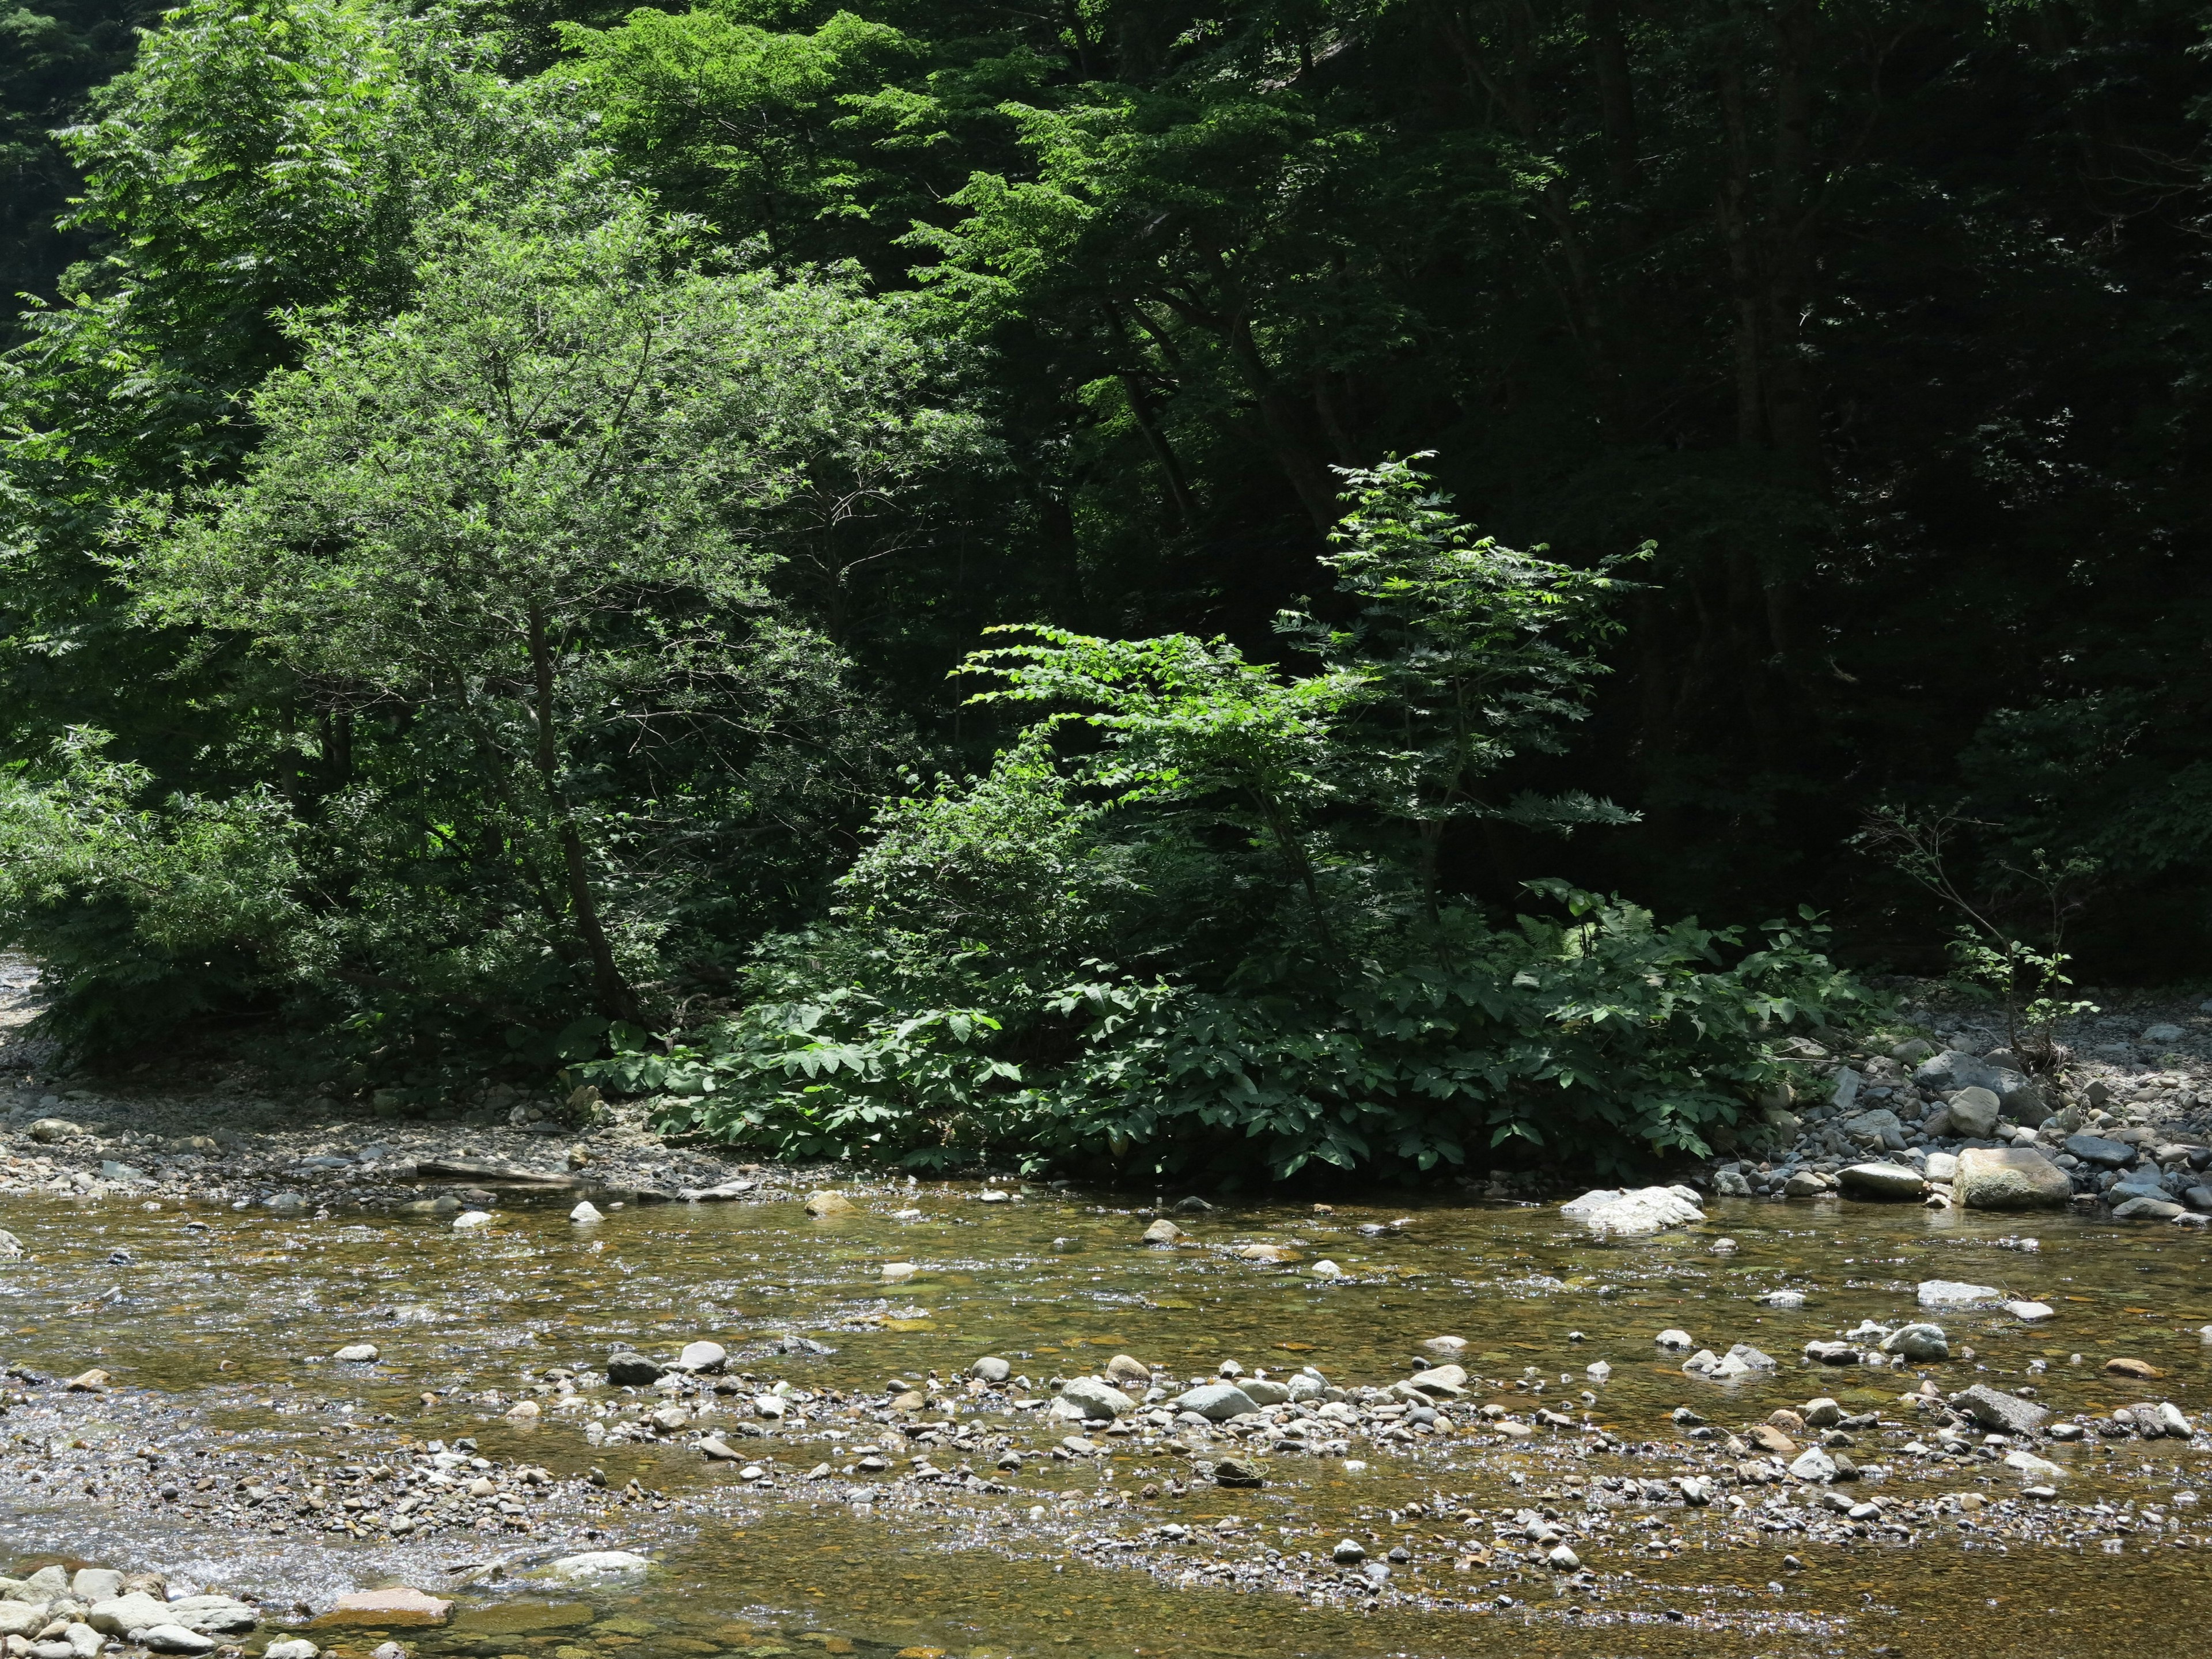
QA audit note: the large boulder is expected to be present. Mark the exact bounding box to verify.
[1839,1162,1924,1200]
[1945,1087,2001,1138]
[1954,1147,2071,1210]
[1558,1186,1705,1235]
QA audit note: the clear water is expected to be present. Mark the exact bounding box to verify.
[3,1181,2209,1658]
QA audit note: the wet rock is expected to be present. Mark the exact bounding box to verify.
[1171,1382,1260,1421]
[1655,1329,1696,1351]
[1945,1087,2001,1138]
[1955,1384,2050,1435]
[2003,1449,2066,1480]
[2003,1301,2055,1321]
[541,1552,650,1581]
[2112,1194,2186,1220]
[1332,1539,1368,1565]
[1802,1341,1859,1365]
[322,1591,450,1628]
[1233,1243,1298,1263]
[803,1192,855,1218]
[1213,1456,1264,1487]
[569,1201,604,1224]
[1880,1323,1949,1362]
[699,1437,743,1461]
[1917,1279,2001,1308]
[1141,1219,1184,1245]
[1309,1259,1343,1278]
[1058,1376,1137,1419]
[1558,1185,1705,1234]
[2104,1357,2160,1380]
[1748,1424,1796,1455]
[880,1261,917,1282]
[1788,1448,1838,1482]
[332,1343,380,1362]
[1418,1336,1467,1358]
[605,1350,666,1387]
[1954,1146,2070,1210]
[1839,1162,1923,1199]
[66,1368,108,1392]
[451,1210,494,1230]
[971,1357,1012,1383]
[99,1161,145,1183]
[1104,1354,1151,1387]
[1760,1289,1807,1309]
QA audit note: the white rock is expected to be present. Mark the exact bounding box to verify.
[1916,1279,2002,1308]
[1788,1448,1838,1482]
[2003,1449,2066,1480]
[570,1201,604,1224]
[678,1341,727,1373]
[332,1343,379,1362]
[1559,1185,1705,1235]
[881,1262,917,1281]
[265,1641,319,1659]
[1310,1259,1343,1278]
[2003,1301,2055,1322]
[452,1210,494,1230]
[1655,1328,1696,1350]
[1585,1360,1612,1382]
[1760,1290,1807,1309]
[1058,1376,1138,1419]
[138,1628,215,1656]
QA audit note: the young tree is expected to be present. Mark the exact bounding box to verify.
[122,202,980,1021]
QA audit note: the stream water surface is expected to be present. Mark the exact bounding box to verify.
[2,1183,2209,1659]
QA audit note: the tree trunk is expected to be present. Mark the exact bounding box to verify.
[528,605,636,1024]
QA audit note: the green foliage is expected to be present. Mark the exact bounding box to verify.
[599,890,1865,1180]
[586,460,1868,1177]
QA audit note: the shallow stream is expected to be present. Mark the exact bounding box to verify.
[3,1181,2210,1658]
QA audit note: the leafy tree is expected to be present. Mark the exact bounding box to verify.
[119,200,981,1022]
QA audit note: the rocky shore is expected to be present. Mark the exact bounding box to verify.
[1703,997,2212,1222]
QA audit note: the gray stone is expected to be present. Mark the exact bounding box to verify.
[161,1599,260,1635]
[1714,1168,1753,1196]
[1058,1376,1137,1419]
[2001,1080,2055,1125]
[1946,1087,2001,1138]
[2003,1449,2066,1480]
[1925,1151,1958,1181]
[332,1343,379,1362]
[605,1350,666,1386]
[1880,1323,1950,1362]
[1332,1539,1367,1564]
[1954,1146,2070,1210]
[138,1629,214,1656]
[1141,1219,1185,1245]
[99,1161,144,1182]
[1241,1377,1290,1406]
[1839,1161,1923,1199]
[69,1571,121,1603]
[2144,1023,2184,1043]
[1788,1448,1838,1482]
[1841,1107,1900,1142]
[1955,1384,2050,1436]
[1408,1363,1468,1396]
[541,1552,650,1580]
[265,1642,319,1659]
[2112,1195,2186,1221]
[1418,1336,1468,1358]
[2065,1134,2136,1168]
[1171,1382,1260,1421]
[1761,1289,1808,1309]
[678,1340,727,1373]
[27,1118,84,1143]
[0,1608,49,1640]
[971,1357,1012,1383]
[1831,1069,1863,1112]
[89,1596,174,1636]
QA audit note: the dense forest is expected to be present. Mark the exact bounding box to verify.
[0,0,2206,1178]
